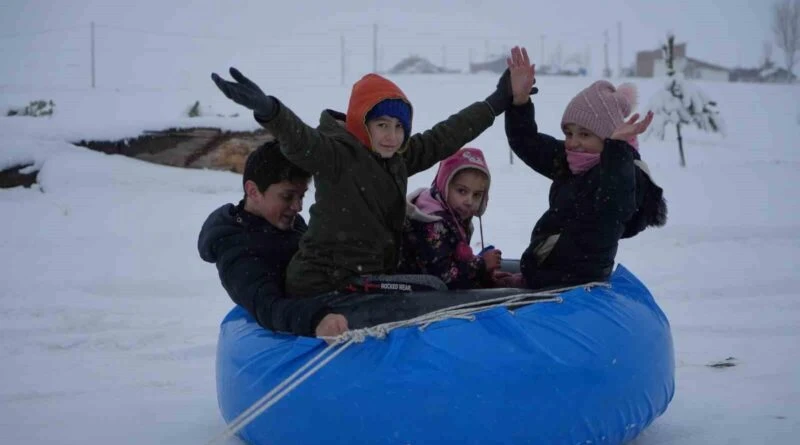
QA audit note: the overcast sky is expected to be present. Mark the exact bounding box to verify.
[0,0,775,87]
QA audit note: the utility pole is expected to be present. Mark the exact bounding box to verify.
[617,21,623,77]
[468,48,475,73]
[373,24,378,73]
[340,33,346,86]
[90,21,96,88]
[603,29,611,78]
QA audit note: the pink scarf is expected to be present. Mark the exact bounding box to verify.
[566,150,600,175]
[566,136,639,175]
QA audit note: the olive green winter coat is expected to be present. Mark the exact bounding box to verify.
[260,74,496,297]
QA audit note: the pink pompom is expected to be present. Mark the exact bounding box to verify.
[616,82,638,115]
[455,241,474,261]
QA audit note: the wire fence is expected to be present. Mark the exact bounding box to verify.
[0,22,601,91]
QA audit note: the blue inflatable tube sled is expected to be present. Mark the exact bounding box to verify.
[215,263,675,445]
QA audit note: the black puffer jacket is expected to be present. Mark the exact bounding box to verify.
[505,100,667,289]
[197,201,330,336]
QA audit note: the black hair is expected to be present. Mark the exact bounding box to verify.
[242,140,310,194]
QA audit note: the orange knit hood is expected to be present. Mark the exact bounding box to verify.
[345,73,413,151]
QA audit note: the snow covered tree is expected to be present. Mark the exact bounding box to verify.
[772,0,800,82]
[643,34,725,167]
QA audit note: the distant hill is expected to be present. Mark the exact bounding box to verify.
[469,55,507,74]
[388,55,460,74]
[471,55,587,76]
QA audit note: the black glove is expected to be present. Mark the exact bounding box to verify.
[211,67,278,121]
[484,69,539,117]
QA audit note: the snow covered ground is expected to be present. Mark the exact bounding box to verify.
[1,73,798,444]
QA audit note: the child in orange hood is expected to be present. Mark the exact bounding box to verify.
[212,51,532,336]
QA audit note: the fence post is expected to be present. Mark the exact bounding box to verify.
[90,22,96,88]
[340,33,345,86]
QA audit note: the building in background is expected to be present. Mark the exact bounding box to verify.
[730,60,797,83]
[636,43,729,82]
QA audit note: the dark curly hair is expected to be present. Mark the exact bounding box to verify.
[242,140,310,194]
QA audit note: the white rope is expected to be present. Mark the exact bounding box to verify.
[207,281,607,443]
[341,281,608,337]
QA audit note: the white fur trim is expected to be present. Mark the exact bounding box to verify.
[634,159,659,186]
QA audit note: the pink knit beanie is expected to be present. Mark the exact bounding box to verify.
[561,80,638,140]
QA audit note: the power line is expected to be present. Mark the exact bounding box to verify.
[94,23,334,41]
[93,23,246,41]
[0,25,86,40]
[0,22,276,42]
[0,47,85,53]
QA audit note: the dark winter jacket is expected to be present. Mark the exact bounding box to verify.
[505,100,667,289]
[197,201,331,336]
[398,188,492,289]
[258,75,497,297]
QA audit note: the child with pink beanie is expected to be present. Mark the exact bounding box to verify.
[501,47,667,289]
[398,148,505,289]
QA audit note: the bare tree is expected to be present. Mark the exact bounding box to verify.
[762,41,773,67]
[772,0,800,82]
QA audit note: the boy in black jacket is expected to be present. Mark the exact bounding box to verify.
[198,141,346,337]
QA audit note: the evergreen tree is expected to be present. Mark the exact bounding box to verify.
[644,34,725,167]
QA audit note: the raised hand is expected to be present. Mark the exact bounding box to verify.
[211,67,277,120]
[507,46,537,105]
[485,45,538,116]
[610,111,654,142]
[493,272,525,288]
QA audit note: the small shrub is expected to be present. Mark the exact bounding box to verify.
[187,100,202,118]
[7,100,55,117]
[185,100,239,118]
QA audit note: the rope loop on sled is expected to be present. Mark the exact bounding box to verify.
[207,281,607,444]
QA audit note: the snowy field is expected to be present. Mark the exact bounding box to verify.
[1,73,799,444]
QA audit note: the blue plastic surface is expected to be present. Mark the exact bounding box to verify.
[216,264,675,445]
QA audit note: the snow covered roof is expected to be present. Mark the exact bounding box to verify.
[686,57,730,73]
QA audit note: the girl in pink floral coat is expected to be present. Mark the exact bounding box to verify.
[398,148,504,289]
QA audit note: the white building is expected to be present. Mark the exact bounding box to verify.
[653,57,730,82]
